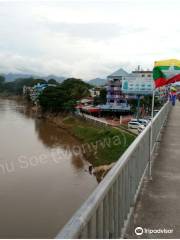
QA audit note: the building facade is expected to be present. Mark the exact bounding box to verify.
[23,83,49,104]
[89,87,100,98]
[106,68,129,106]
[122,70,154,95]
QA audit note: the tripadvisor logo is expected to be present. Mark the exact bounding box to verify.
[135,226,174,236]
[135,227,143,236]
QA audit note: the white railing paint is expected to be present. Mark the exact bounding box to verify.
[56,102,171,239]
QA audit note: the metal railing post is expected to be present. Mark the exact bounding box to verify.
[56,102,170,239]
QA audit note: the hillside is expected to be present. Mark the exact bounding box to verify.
[88,78,107,86]
[2,73,65,83]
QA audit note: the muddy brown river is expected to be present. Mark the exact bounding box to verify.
[0,99,97,238]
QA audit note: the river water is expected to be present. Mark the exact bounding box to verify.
[0,98,97,238]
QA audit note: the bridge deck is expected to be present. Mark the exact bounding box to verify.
[127,102,180,238]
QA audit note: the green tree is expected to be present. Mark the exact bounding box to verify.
[0,75,5,84]
[0,75,5,92]
[0,77,47,95]
[39,78,92,112]
[93,88,107,105]
[48,79,59,85]
[61,78,91,100]
[39,86,68,112]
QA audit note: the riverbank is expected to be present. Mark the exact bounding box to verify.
[44,113,135,167]
[1,96,135,176]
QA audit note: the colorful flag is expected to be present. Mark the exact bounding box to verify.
[153,59,180,88]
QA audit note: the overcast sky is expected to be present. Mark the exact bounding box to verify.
[0,0,179,80]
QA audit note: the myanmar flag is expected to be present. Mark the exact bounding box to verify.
[153,59,180,88]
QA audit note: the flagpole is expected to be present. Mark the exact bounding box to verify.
[149,89,155,179]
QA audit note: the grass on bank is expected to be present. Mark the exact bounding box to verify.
[62,116,135,167]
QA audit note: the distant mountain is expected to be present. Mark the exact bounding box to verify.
[4,73,33,82]
[88,78,107,86]
[41,75,65,83]
[3,73,66,83]
[2,73,107,86]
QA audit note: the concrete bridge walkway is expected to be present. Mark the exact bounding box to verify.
[127,102,180,238]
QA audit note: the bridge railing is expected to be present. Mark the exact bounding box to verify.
[56,101,171,239]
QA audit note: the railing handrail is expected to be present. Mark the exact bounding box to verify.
[56,101,170,239]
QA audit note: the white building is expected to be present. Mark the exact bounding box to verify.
[89,88,100,98]
[122,70,154,95]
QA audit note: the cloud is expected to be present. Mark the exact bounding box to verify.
[0,51,134,80]
[42,22,145,40]
[0,0,179,80]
